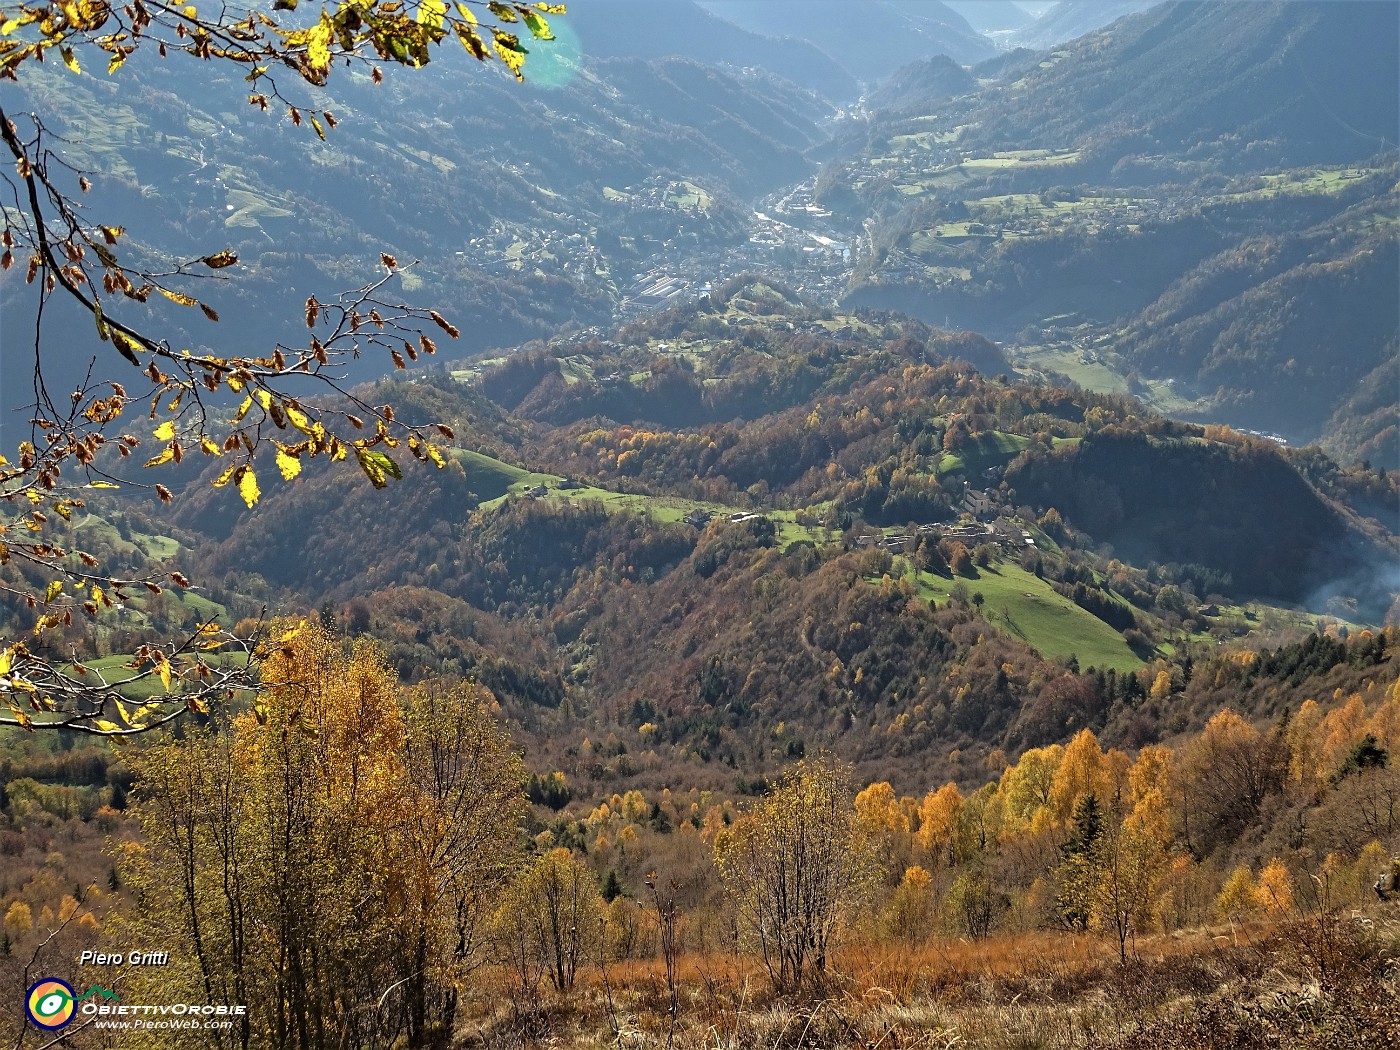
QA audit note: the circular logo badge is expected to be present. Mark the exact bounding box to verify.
[26,978,76,1030]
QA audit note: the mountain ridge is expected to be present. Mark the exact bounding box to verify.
[822,0,1397,461]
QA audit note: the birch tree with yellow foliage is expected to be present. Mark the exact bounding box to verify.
[118,620,524,1049]
[714,755,878,990]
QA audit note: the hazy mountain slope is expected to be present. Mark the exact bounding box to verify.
[1320,356,1399,473]
[971,46,1043,80]
[564,0,860,100]
[973,0,1399,168]
[944,1,1033,34]
[866,56,979,114]
[1118,221,1399,440]
[697,0,996,83]
[593,58,825,185]
[0,43,829,418]
[1008,0,1159,50]
[824,1,1397,455]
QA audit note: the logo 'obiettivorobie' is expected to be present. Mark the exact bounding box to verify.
[25,975,245,1030]
[25,978,77,1030]
[25,980,121,1031]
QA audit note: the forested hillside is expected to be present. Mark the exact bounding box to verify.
[112,281,1392,780]
[825,0,1398,456]
[0,34,832,414]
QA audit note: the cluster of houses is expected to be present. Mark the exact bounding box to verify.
[524,478,584,499]
[462,219,604,282]
[526,486,1041,565]
[681,508,765,528]
[618,214,852,318]
[856,518,1037,557]
[766,180,834,222]
[449,169,863,329]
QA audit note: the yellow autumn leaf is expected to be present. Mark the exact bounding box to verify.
[492,28,527,80]
[211,462,239,488]
[275,447,301,481]
[153,420,176,441]
[284,403,313,433]
[130,702,163,724]
[237,466,260,508]
[418,0,446,28]
[200,250,238,269]
[1,13,37,36]
[0,648,10,676]
[92,718,122,733]
[157,287,199,307]
[455,22,487,59]
[306,16,333,74]
[521,8,553,39]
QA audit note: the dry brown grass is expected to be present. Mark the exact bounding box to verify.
[454,912,1400,1049]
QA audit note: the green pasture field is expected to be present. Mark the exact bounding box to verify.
[462,450,824,547]
[903,560,1144,672]
[936,431,1032,477]
[74,651,249,706]
[668,181,713,212]
[224,187,294,229]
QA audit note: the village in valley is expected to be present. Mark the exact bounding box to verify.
[454,172,860,322]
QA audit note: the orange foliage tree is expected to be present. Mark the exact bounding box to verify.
[119,620,525,1048]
